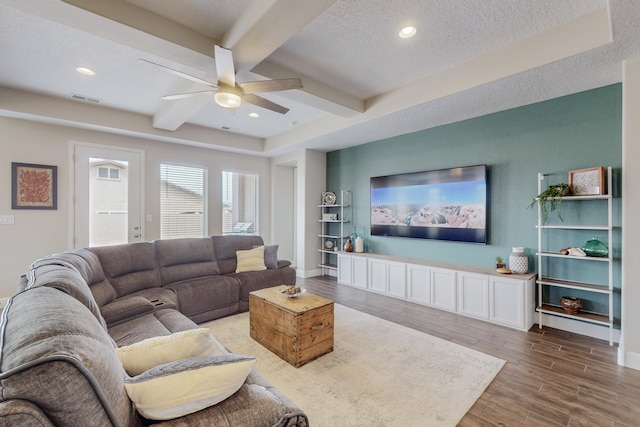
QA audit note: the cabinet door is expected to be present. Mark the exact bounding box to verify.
[407,264,430,305]
[352,256,368,288]
[337,253,352,285]
[431,268,456,311]
[457,272,489,319]
[387,261,406,298]
[489,277,524,329]
[368,258,386,293]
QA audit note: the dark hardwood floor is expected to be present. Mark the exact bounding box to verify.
[299,275,640,427]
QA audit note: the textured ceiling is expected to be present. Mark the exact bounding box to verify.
[0,0,638,157]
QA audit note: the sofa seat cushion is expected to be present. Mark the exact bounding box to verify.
[91,242,160,297]
[108,309,199,347]
[165,275,240,324]
[116,328,226,376]
[124,354,256,420]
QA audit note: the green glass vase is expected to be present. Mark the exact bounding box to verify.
[582,237,608,258]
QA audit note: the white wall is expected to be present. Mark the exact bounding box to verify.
[621,58,640,368]
[0,117,275,298]
[272,149,326,277]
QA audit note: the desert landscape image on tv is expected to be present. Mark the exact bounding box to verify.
[371,180,486,230]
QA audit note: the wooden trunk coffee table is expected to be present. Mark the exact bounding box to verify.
[249,286,334,368]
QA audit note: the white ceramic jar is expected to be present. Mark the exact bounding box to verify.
[509,246,528,274]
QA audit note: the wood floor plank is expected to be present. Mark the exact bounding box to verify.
[299,277,640,426]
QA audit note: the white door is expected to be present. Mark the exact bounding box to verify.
[73,144,143,248]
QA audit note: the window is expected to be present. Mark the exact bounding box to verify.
[97,166,120,180]
[222,171,258,235]
[160,164,207,239]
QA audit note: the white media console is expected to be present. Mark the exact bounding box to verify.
[337,252,536,331]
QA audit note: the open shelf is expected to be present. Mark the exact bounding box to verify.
[536,304,611,327]
[537,277,611,294]
[318,191,350,276]
[535,167,615,345]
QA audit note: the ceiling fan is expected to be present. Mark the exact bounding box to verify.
[140,45,303,114]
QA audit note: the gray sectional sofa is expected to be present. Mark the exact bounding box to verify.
[0,235,308,426]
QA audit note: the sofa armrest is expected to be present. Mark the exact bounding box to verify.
[277,259,292,268]
[101,296,154,325]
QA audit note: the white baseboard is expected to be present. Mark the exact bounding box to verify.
[296,268,322,278]
[620,349,640,371]
[538,312,620,343]
[296,268,337,279]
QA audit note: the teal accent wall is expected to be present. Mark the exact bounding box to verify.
[326,84,622,324]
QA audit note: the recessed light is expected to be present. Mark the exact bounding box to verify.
[76,67,95,76]
[249,112,259,118]
[398,26,417,39]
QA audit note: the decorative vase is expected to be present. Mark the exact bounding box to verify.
[582,236,608,258]
[560,296,583,314]
[509,247,528,274]
[355,237,364,253]
[350,227,358,245]
[344,239,354,252]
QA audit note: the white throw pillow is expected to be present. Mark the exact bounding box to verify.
[116,328,226,376]
[124,354,256,420]
[235,246,267,273]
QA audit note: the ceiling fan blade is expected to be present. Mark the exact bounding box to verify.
[214,45,236,87]
[161,90,215,100]
[239,78,303,94]
[243,94,290,114]
[138,59,217,87]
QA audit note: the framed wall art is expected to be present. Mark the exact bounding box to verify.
[568,166,605,196]
[11,162,58,210]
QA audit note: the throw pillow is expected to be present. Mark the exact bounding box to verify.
[116,328,226,376]
[124,354,256,420]
[235,246,267,273]
[253,244,279,269]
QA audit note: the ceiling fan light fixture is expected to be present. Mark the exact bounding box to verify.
[215,91,242,109]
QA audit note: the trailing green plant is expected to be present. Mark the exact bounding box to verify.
[528,183,571,224]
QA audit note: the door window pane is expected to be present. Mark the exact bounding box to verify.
[222,171,258,235]
[161,164,207,239]
[90,158,128,246]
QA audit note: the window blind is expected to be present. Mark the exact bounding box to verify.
[160,164,206,239]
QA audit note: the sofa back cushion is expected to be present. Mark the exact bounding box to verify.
[0,287,140,427]
[155,238,220,286]
[91,242,160,297]
[54,248,118,307]
[21,258,108,330]
[212,235,265,274]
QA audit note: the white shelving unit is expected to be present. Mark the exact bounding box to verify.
[535,167,615,345]
[318,190,350,275]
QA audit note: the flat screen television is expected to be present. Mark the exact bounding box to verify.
[370,164,488,244]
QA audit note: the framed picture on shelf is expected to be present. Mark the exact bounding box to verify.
[11,162,58,210]
[568,166,605,196]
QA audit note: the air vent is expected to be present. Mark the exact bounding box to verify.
[71,93,101,103]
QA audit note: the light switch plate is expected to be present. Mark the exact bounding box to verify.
[0,215,14,225]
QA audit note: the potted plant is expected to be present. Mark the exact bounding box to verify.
[528,183,571,224]
[495,257,506,269]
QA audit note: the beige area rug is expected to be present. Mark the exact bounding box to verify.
[203,304,504,427]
